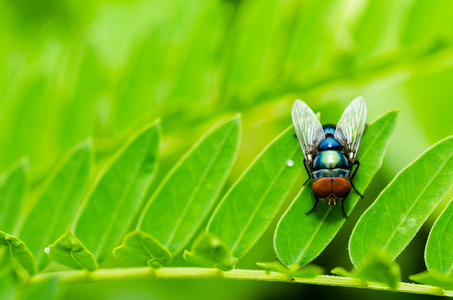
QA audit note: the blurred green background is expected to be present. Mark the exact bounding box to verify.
[2,0,453,299]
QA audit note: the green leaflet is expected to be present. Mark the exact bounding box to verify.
[0,232,36,275]
[203,124,303,264]
[274,111,398,268]
[257,261,324,278]
[354,252,401,289]
[18,141,91,270]
[331,267,352,277]
[47,231,97,272]
[410,271,453,290]
[332,251,401,289]
[425,198,453,275]
[410,198,453,289]
[113,230,171,268]
[125,116,240,264]
[0,159,28,235]
[184,232,237,271]
[72,121,160,263]
[349,136,453,267]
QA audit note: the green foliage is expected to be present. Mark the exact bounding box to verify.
[349,136,453,267]
[410,198,453,289]
[73,121,160,263]
[113,230,172,268]
[425,198,453,275]
[16,276,59,300]
[353,252,402,289]
[201,125,302,267]
[257,261,324,278]
[3,1,453,298]
[47,231,97,272]
[332,251,401,289]
[274,111,398,268]
[410,271,453,291]
[1,107,453,298]
[0,268,16,300]
[0,232,36,275]
[137,116,240,257]
[0,159,28,235]
[18,141,91,270]
[184,232,237,271]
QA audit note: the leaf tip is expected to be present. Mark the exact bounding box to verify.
[75,137,93,153]
[150,118,162,132]
[232,113,241,120]
[224,114,242,129]
[390,109,400,115]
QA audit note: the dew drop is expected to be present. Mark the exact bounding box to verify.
[286,159,294,167]
[44,247,50,254]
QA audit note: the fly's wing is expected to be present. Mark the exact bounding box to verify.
[291,99,325,164]
[334,96,367,163]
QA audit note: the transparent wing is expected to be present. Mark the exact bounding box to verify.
[291,100,325,163]
[334,96,367,163]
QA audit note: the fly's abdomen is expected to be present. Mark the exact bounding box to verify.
[313,150,348,170]
[312,177,351,203]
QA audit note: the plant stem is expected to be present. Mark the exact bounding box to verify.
[30,267,451,297]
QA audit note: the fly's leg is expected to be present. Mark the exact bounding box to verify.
[341,200,348,219]
[351,182,363,198]
[350,160,363,198]
[302,158,312,186]
[350,160,360,181]
[306,195,320,216]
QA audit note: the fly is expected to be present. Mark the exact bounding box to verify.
[291,97,367,218]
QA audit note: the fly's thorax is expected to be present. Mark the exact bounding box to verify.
[322,124,336,136]
[313,150,348,170]
[318,137,341,151]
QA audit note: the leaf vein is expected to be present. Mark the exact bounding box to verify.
[230,145,299,254]
[163,126,233,249]
[382,153,453,252]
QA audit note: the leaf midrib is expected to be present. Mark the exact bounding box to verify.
[93,134,155,258]
[34,156,87,264]
[71,249,85,270]
[230,144,300,254]
[378,152,453,258]
[293,205,332,267]
[163,125,234,251]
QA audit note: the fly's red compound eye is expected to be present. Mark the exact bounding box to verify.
[312,177,332,198]
[332,177,351,199]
